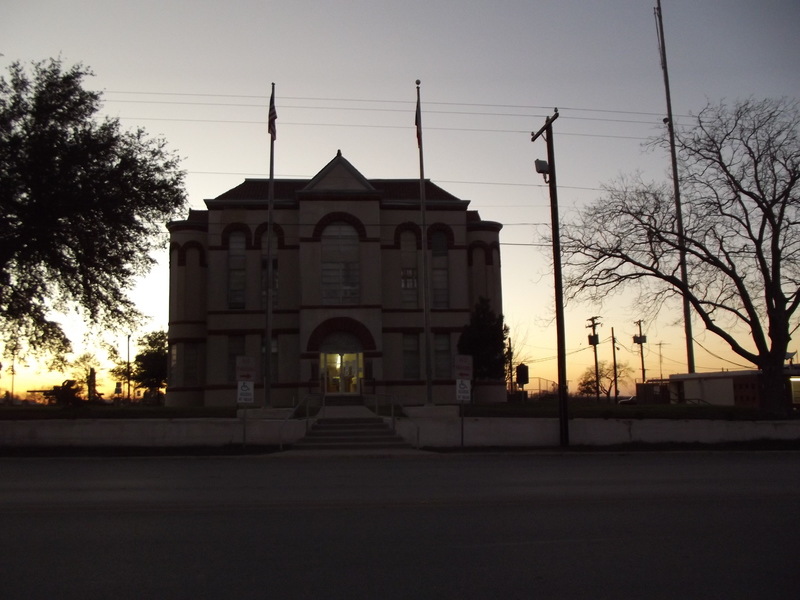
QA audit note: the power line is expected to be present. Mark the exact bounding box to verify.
[116,116,649,142]
[107,98,662,127]
[692,338,753,369]
[104,89,689,119]
[187,170,606,193]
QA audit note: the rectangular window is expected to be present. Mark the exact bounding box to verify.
[434,333,451,379]
[169,342,204,387]
[184,342,203,386]
[401,267,418,306]
[432,267,449,308]
[227,335,246,383]
[169,345,178,387]
[402,333,420,380]
[261,336,278,382]
[261,257,278,308]
[228,233,246,309]
[431,231,449,308]
[322,263,360,304]
[322,223,360,305]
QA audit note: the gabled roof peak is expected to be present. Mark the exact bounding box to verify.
[302,151,375,193]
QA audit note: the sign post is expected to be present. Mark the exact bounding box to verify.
[236,356,257,449]
[236,356,257,405]
[454,354,473,396]
[454,355,473,447]
[237,380,254,404]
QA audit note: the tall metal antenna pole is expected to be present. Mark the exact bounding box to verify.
[655,0,695,373]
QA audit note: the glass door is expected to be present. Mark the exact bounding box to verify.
[321,352,363,394]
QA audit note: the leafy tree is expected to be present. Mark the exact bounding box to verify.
[457,297,509,380]
[110,330,168,401]
[0,59,186,360]
[562,98,800,417]
[576,360,632,400]
[131,330,168,398]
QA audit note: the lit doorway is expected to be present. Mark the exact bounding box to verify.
[321,352,364,395]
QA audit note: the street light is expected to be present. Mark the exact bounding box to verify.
[531,108,569,447]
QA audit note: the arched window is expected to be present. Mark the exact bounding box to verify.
[431,230,449,308]
[400,230,418,307]
[260,231,278,308]
[227,231,246,309]
[321,222,360,305]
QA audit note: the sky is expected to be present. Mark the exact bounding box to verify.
[2,0,800,396]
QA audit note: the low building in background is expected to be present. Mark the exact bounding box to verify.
[667,369,800,409]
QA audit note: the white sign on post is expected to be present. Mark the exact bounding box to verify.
[454,354,473,404]
[454,354,473,380]
[236,356,256,382]
[456,379,471,404]
[237,380,255,404]
[236,356,257,405]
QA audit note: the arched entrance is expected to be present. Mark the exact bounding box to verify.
[307,318,377,398]
[319,332,363,395]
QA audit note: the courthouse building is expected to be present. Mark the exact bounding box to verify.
[166,152,503,407]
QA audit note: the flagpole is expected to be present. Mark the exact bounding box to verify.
[416,80,434,406]
[264,82,277,407]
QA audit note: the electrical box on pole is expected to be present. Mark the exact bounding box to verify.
[634,320,647,383]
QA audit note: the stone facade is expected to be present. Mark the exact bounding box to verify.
[166,152,503,407]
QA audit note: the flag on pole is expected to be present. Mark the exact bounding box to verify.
[415,89,422,148]
[268,86,277,141]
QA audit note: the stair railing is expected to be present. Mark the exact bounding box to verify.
[364,393,421,448]
[279,393,323,450]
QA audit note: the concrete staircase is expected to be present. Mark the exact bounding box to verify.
[290,406,413,453]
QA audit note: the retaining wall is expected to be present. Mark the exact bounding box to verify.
[1,413,799,449]
[396,414,800,448]
[0,418,307,448]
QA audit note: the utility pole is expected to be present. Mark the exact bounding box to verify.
[416,80,434,406]
[532,108,569,447]
[634,320,647,384]
[657,341,668,380]
[506,337,512,390]
[655,0,695,373]
[611,327,620,401]
[587,316,602,402]
[126,334,131,403]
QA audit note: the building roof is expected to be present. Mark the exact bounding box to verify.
[208,151,466,207]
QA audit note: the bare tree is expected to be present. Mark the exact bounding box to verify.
[576,360,632,400]
[562,98,800,417]
[505,321,536,391]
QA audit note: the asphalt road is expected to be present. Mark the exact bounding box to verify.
[1,451,798,599]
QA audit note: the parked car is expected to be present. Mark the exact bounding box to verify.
[617,396,637,405]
